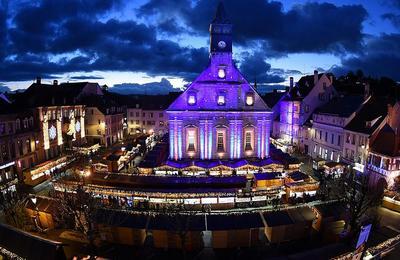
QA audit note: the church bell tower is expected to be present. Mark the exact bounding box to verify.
[209,2,232,54]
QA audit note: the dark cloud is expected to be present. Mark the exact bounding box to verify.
[157,19,186,35]
[110,78,179,95]
[333,34,400,81]
[386,0,400,8]
[0,0,209,82]
[69,75,104,80]
[140,0,367,54]
[0,3,7,60]
[382,13,400,27]
[239,52,285,84]
[0,0,397,85]
[285,69,303,75]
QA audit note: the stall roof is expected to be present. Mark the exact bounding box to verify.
[87,172,247,189]
[288,171,310,181]
[313,202,347,220]
[194,160,221,169]
[148,214,206,231]
[263,211,294,227]
[206,213,264,230]
[25,196,60,214]
[254,172,281,180]
[249,157,282,167]
[221,159,248,168]
[287,207,315,223]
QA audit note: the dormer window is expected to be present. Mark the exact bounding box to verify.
[217,95,225,106]
[188,94,196,105]
[218,68,225,79]
[246,93,254,106]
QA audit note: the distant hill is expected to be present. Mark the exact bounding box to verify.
[109,78,182,95]
[0,84,10,93]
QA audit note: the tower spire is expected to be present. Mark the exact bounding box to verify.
[209,1,232,54]
[213,1,230,24]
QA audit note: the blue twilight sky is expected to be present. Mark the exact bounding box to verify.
[0,0,400,94]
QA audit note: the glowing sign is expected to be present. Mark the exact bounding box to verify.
[49,125,57,140]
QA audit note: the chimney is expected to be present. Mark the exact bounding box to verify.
[289,77,294,90]
[364,82,370,99]
[36,77,41,84]
[53,80,58,85]
[313,70,318,85]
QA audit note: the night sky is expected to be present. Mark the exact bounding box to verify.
[0,0,399,94]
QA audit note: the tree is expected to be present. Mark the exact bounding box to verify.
[51,185,102,254]
[0,190,30,230]
[161,203,198,260]
[338,171,382,236]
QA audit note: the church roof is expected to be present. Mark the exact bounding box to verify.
[166,63,271,112]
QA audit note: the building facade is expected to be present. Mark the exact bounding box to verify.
[342,96,391,173]
[0,108,40,193]
[166,3,273,161]
[272,71,337,153]
[308,95,365,162]
[127,106,168,135]
[367,101,400,190]
[37,105,86,160]
[85,106,124,147]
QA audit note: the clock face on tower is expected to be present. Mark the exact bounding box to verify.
[218,41,226,49]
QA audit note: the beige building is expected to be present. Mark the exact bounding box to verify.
[308,95,366,162]
[127,105,168,136]
[85,106,124,147]
[342,96,391,173]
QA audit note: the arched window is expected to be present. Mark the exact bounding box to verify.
[23,118,28,129]
[16,119,20,130]
[215,128,227,153]
[29,117,33,127]
[185,127,197,157]
[243,126,255,155]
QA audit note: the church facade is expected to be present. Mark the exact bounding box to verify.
[166,3,273,161]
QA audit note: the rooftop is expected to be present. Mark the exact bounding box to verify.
[314,95,365,117]
[370,124,400,157]
[344,96,393,135]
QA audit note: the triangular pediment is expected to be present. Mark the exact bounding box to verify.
[167,54,270,112]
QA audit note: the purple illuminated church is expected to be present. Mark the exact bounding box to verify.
[166,3,273,161]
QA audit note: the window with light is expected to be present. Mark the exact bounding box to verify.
[246,93,254,106]
[218,68,225,79]
[217,95,225,105]
[245,131,253,151]
[217,132,225,152]
[188,94,196,105]
[187,130,196,152]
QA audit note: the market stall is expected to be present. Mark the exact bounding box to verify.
[24,156,75,186]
